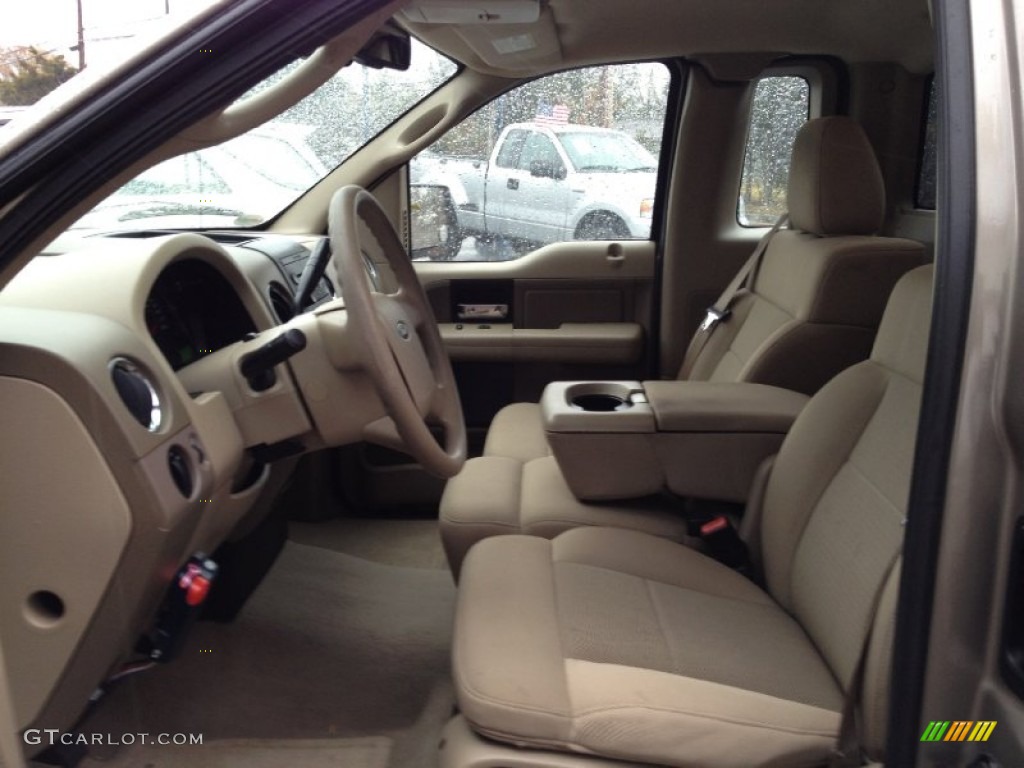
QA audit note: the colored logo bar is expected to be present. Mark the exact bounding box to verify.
[920,721,997,742]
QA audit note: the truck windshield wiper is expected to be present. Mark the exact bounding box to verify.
[577,164,618,172]
[117,201,245,221]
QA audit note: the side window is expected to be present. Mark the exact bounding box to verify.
[738,75,810,226]
[409,62,671,261]
[916,79,938,210]
[495,129,527,169]
[518,132,563,176]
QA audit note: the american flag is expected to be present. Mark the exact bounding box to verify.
[534,102,570,126]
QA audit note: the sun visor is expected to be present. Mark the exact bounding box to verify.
[401,0,540,25]
[446,5,561,71]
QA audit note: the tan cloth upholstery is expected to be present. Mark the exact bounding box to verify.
[483,401,552,461]
[452,265,934,767]
[691,232,926,391]
[787,115,885,236]
[454,530,843,768]
[441,455,689,572]
[440,116,925,573]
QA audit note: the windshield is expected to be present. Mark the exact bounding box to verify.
[70,38,456,231]
[556,130,657,173]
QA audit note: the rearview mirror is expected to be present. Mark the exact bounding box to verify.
[354,22,411,70]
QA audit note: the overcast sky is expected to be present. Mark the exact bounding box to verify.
[2,0,221,69]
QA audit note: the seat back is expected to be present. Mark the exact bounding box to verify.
[683,116,926,395]
[760,263,934,755]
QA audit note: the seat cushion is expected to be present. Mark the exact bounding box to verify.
[483,402,550,461]
[454,527,843,768]
[440,455,689,575]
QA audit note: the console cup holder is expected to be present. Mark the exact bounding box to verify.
[571,393,630,412]
[563,382,639,413]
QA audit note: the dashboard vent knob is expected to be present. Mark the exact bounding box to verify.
[110,358,163,432]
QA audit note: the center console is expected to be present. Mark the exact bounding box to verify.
[541,380,808,502]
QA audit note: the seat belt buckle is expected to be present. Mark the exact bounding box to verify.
[696,515,750,572]
[699,516,730,536]
[699,306,731,332]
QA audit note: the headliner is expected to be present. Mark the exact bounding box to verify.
[404,0,934,78]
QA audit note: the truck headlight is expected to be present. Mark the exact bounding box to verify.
[640,198,654,219]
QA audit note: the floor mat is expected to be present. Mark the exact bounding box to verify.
[80,543,455,768]
[90,736,391,768]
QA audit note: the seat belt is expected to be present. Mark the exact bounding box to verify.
[830,554,901,767]
[678,213,789,379]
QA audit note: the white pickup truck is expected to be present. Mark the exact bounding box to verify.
[415,122,658,258]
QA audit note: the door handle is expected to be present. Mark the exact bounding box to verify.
[507,178,519,191]
[606,243,625,265]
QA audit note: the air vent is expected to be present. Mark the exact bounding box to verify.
[167,445,193,498]
[110,358,163,431]
[268,281,295,323]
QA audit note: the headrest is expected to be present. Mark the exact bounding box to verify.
[787,116,886,236]
[871,264,934,383]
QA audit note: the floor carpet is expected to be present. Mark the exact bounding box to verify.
[78,535,455,768]
[289,519,449,571]
[92,736,392,768]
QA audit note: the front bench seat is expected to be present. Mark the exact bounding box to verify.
[449,264,933,768]
[481,115,925,465]
[440,116,926,574]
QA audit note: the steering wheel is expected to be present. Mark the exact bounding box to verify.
[328,185,466,478]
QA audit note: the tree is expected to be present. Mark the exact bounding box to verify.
[0,47,78,106]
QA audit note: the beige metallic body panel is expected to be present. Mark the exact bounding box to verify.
[917,0,1024,763]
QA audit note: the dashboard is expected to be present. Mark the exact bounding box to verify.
[146,259,258,370]
[0,181,465,750]
[0,228,344,740]
[135,231,335,371]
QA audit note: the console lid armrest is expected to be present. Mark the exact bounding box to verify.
[643,381,808,434]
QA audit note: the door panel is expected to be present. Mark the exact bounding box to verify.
[440,323,643,364]
[336,240,654,516]
[419,240,655,439]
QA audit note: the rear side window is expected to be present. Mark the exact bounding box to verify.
[738,76,810,226]
[916,80,938,210]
